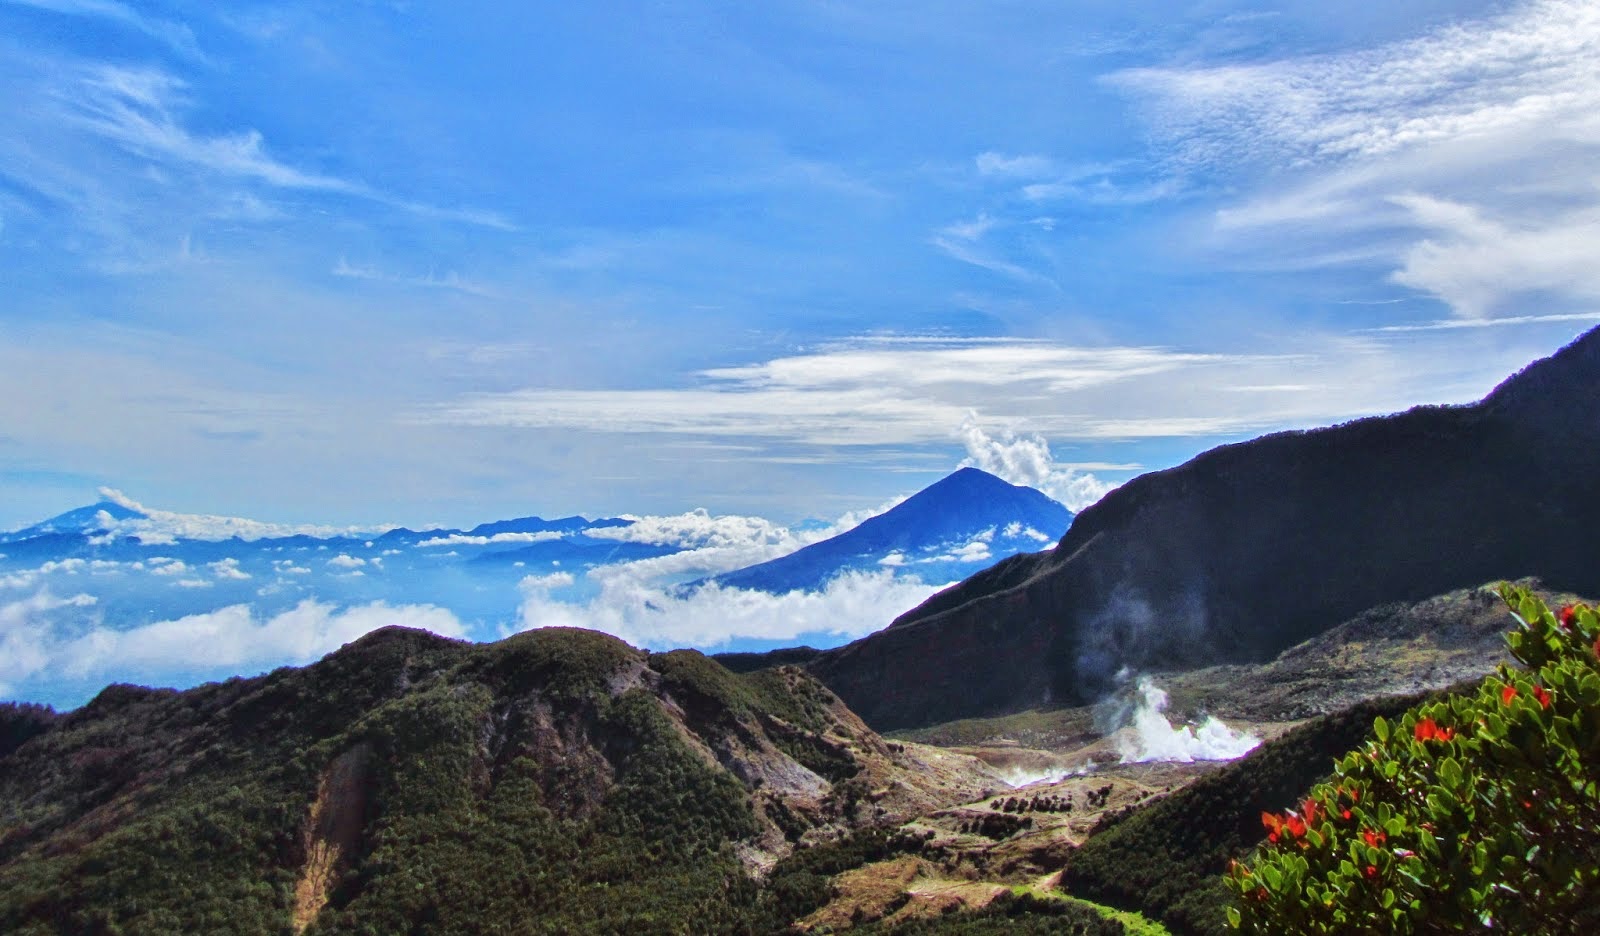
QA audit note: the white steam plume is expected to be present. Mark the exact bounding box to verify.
[1117,677,1259,763]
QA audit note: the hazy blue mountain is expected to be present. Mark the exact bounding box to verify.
[707,467,1072,593]
[0,500,144,544]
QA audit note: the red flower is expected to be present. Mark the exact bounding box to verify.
[1363,828,1386,848]
[1560,604,1578,628]
[1262,812,1284,843]
[1364,864,1378,880]
[1301,797,1321,826]
[1285,815,1307,839]
[1341,808,1352,822]
[1533,686,1552,709]
[1414,717,1455,742]
[1502,685,1518,706]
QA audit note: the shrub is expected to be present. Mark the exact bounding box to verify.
[1226,585,1600,933]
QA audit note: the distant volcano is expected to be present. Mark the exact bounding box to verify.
[707,467,1073,594]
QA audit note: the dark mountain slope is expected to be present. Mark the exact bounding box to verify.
[710,467,1072,594]
[0,627,1000,934]
[808,326,1600,730]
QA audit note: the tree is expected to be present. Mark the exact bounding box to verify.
[1225,584,1600,934]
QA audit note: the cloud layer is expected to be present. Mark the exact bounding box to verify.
[513,569,944,651]
[0,591,464,698]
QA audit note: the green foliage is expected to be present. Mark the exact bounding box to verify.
[1227,586,1600,934]
[1059,692,1432,936]
[0,627,823,935]
[855,890,1125,934]
[0,702,57,759]
[749,825,930,930]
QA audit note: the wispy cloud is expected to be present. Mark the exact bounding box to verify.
[1108,0,1600,171]
[418,331,1544,453]
[2,0,203,59]
[1109,0,1600,318]
[332,258,502,298]
[69,65,354,191]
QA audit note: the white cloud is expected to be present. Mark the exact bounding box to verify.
[959,415,1116,511]
[326,554,366,569]
[70,66,357,193]
[0,558,86,590]
[0,590,97,696]
[1386,193,1600,318]
[419,331,1564,462]
[975,152,1054,177]
[512,569,944,650]
[59,600,464,685]
[416,531,566,547]
[0,590,465,697]
[96,488,391,542]
[585,509,795,550]
[2,0,202,58]
[208,558,251,580]
[1109,0,1600,318]
[149,559,190,577]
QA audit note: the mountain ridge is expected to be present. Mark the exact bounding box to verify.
[804,325,1600,730]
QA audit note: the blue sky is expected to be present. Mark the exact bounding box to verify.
[3,0,1599,531]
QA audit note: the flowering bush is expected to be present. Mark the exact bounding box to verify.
[1225,584,1600,933]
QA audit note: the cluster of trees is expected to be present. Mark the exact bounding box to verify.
[992,793,1074,815]
[960,813,1034,839]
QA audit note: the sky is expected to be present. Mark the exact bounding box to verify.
[3,0,1600,532]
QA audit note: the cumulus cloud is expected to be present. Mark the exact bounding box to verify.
[326,554,365,569]
[208,558,251,580]
[0,558,86,590]
[959,415,1118,511]
[513,568,944,650]
[0,593,464,698]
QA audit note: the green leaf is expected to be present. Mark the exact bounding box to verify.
[1375,716,1391,743]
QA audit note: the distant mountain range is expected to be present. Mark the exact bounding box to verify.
[797,325,1600,730]
[0,468,1072,707]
